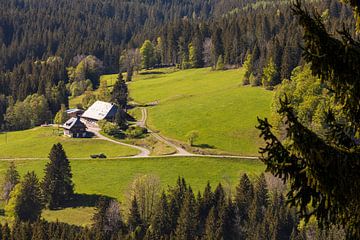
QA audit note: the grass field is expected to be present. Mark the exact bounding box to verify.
[0,157,264,225]
[0,127,139,158]
[129,68,273,155]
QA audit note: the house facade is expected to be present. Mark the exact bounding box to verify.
[62,116,87,138]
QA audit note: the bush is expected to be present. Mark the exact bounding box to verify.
[125,125,147,139]
[99,120,125,139]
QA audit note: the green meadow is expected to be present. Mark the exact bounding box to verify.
[0,157,264,225]
[0,127,139,158]
[129,68,273,155]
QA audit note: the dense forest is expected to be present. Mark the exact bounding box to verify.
[0,0,354,130]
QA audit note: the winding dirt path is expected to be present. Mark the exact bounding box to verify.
[86,124,151,157]
[0,106,259,161]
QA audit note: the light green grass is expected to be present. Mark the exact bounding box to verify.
[0,127,139,158]
[129,68,273,155]
[0,157,264,201]
[42,207,95,227]
[0,156,264,225]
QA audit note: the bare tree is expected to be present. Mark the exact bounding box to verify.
[203,38,213,67]
[128,174,161,223]
[105,199,123,232]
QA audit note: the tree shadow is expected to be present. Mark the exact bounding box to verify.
[60,193,114,208]
[139,71,165,75]
[193,143,215,149]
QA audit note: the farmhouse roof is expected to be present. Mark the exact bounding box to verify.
[81,101,117,121]
[66,108,83,114]
[62,116,86,130]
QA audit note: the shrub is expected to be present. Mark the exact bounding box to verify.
[125,126,147,139]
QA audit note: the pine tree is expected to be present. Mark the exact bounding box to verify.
[198,182,214,234]
[203,207,216,240]
[42,143,74,209]
[111,78,128,109]
[92,197,110,233]
[257,1,360,238]
[248,173,269,223]
[2,161,20,203]
[128,196,143,233]
[14,171,43,222]
[235,174,254,223]
[150,191,171,239]
[175,187,198,240]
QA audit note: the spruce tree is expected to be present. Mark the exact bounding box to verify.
[203,207,216,240]
[235,174,254,222]
[175,187,198,240]
[150,191,171,239]
[257,1,360,238]
[14,171,43,222]
[128,196,143,233]
[111,77,128,109]
[42,143,74,209]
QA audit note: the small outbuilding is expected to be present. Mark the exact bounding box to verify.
[81,100,117,123]
[62,116,87,138]
[66,108,84,118]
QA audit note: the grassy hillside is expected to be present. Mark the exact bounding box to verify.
[129,68,273,155]
[0,127,139,158]
[0,157,264,225]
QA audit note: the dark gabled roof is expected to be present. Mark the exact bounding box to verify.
[62,117,86,130]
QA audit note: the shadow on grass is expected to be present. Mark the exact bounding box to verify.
[60,193,114,208]
[193,143,215,149]
[139,71,165,75]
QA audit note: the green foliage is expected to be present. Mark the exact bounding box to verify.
[249,73,258,87]
[42,143,74,209]
[54,104,69,124]
[14,171,43,222]
[81,91,97,109]
[111,78,128,109]
[5,94,51,130]
[186,130,199,146]
[216,55,224,70]
[97,81,112,102]
[242,54,253,85]
[175,188,198,240]
[258,2,360,238]
[140,40,156,69]
[98,120,124,138]
[261,58,277,89]
[271,64,331,134]
[189,38,204,68]
[69,79,93,97]
[125,125,147,139]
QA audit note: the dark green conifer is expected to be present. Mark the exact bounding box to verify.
[15,172,43,222]
[175,187,198,240]
[42,143,74,209]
